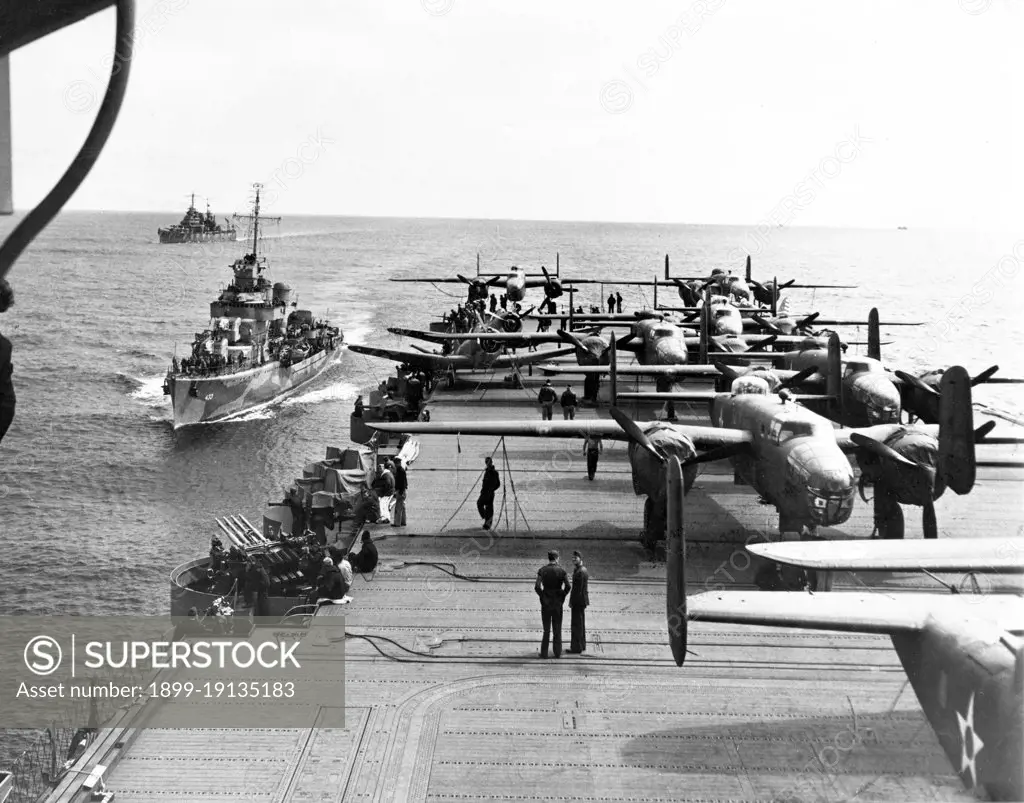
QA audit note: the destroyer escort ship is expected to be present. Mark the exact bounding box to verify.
[157,193,238,243]
[162,185,342,427]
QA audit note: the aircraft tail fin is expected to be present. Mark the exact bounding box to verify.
[745,255,752,283]
[938,365,975,495]
[664,253,670,280]
[868,307,881,361]
[771,275,778,317]
[666,455,688,666]
[609,331,618,406]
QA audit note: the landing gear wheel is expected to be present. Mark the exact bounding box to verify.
[874,489,904,540]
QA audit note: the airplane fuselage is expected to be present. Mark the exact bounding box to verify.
[892,615,1023,800]
[711,393,856,531]
[635,319,690,366]
[505,269,527,302]
[785,351,902,426]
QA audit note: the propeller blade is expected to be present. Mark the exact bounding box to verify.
[456,274,472,285]
[609,406,666,463]
[974,421,997,442]
[712,361,741,383]
[778,366,819,390]
[750,314,783,335]
[747,334,778,351]
[541,266,550,280]
[680,442,751,468]
[894,370,941,397]
[922,499,938,540]
[970,365,999,386]
[410,344,438,355]
[850,432,920,468]
[796,312,820,330]
[487,276,504,286]
[779,279,796,290]
[557,329,588,351]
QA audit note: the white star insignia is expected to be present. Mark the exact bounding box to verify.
[956,692,984,786]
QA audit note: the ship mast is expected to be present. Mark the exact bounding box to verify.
[251,185,260,258]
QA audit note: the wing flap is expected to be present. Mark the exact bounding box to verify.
[748,538,1024,574]
[689,591,1022,635]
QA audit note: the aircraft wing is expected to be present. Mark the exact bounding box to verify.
[367,419,755,448]
[346,344,575,371]
[748,538,1024,574]
[346,344,470,372]
[688,591,1020,634]
[389,278,474,284]
[617,391,833,403]
[388,327,564,344]
[538,364,722,377]
[833,423,939,450]
[486,347,578,368]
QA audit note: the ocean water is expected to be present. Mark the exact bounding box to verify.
[0,213,1022,621]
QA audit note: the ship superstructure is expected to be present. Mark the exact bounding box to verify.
[162,184,341,427]
[157,193,238,243]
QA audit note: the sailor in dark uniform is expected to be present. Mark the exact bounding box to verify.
[535,550,571,658]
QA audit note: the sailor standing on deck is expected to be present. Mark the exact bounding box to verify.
[537,380,557,420]
[0,279,15,444]
[391,457,408,527]
[607,292,616,314]
[568,551,589,653]
[535,550,571,658]
[560,385,578,420]
[477,456,500,530]
[583,433,603,480]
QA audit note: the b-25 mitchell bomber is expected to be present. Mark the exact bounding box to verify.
[347,308,576,375]
[389,258,599,304]
[665,455,1023,800]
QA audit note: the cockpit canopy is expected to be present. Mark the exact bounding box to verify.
[731,375,771,395]
[844,359,884,377]
[651,326,677,339]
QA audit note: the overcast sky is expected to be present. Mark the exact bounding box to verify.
[7,0,1021,229]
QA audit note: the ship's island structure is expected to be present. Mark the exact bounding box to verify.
[157,194,238,244]
[162,185,342,427]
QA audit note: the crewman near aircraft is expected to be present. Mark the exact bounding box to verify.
[583,433,603,480]
[537,379,557,420]
[478,456,500,530]
[489,294,497,313]
[349,530,379,574]
[560,385,578,420]
[500,294,508,310]
[316,556,346,602]
[607,292,616,314]
[582,372,600,405]
[568,550,589,653]
[391,457,408,527]
[353,395,364,418]
[535,550,571,658]
[1,278,15,444]
[615,292,623,313]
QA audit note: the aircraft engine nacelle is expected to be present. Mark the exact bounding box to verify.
[543,278,564,300]
[477,336,502,355]
[500,314,523,333]
[859,429,941,507]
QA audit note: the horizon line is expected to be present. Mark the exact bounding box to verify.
[1,208,1006,234]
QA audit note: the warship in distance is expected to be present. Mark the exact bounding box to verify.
[157,193,238,243]
[162,184,342,428]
